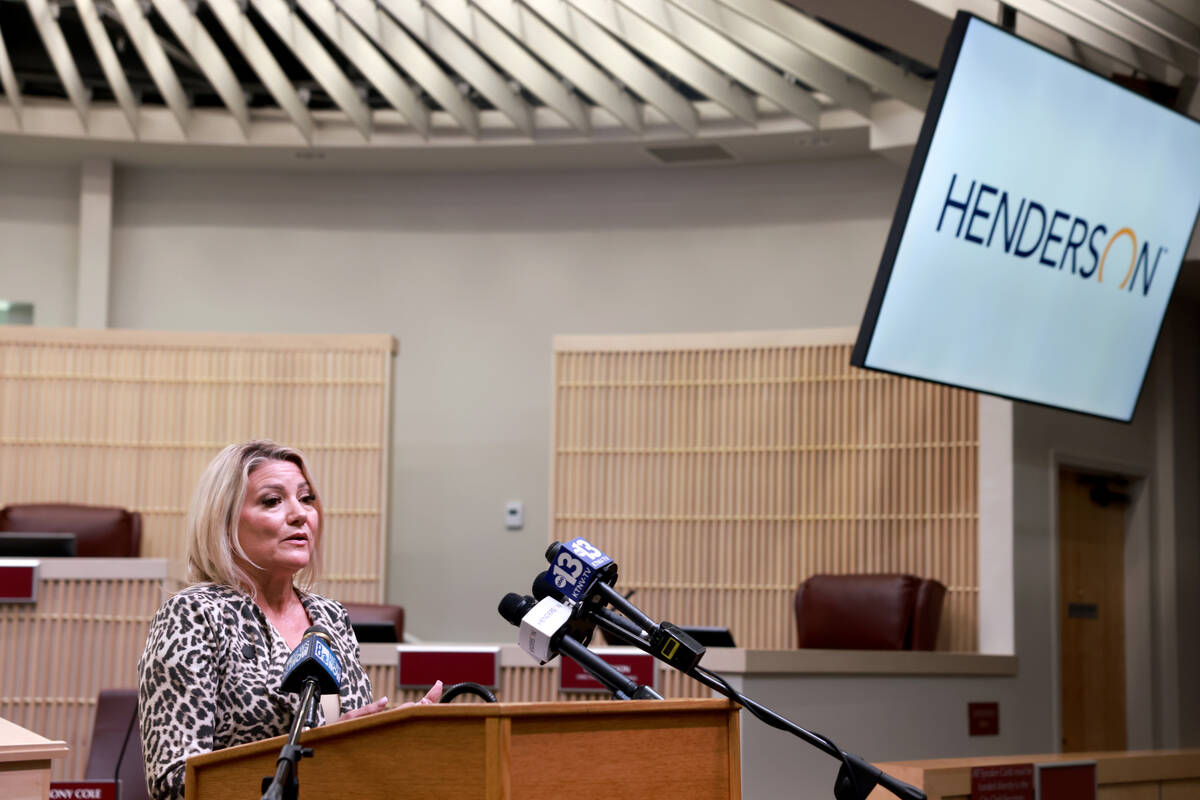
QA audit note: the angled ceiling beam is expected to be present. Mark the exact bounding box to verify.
[0,25,23,127]
[252,0,373,140]
[206,0,314,144]
[378,0,534,137]
[644,0,821,125]
[24,0,90,127]
[472,0,642,133]
[425,0,587,132]
[336,0,480,137]
[566,0,757,124]
[297,0,430,136]
[1096,0,1200,56]
[75,0,140,136]
[151,0,252,136]
[521,0,697,134]
[1148,0,1200,30]
[718,0,933,111]
[1041,0,1197,74]
[669,0,872,118]
[109,0,191,135]
[996,0,1172,81]
[782,0,951,72]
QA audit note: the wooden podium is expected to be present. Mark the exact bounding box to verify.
[186,698,740,800]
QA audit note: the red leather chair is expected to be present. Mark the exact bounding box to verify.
[343,601,405,642]
[794,573,946,650]
[0,503,142,557]
[85,688,149,800]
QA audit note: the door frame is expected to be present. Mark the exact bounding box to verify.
[1048,451,1155,752]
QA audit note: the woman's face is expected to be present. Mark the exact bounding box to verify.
[236,459,319,582]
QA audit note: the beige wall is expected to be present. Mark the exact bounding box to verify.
[1,155,1197,755]
[0,162,78,326]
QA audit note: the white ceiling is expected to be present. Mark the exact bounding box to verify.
[0,0,1197,170]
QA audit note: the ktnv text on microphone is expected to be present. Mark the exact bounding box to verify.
[261,625,343,800]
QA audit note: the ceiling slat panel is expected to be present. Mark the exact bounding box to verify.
[1146,0,1200,30]
[378,0,534,136]
[1095,0,1200,55]
[296,0,430,135]
[473,0,641,132]
[567,0,757,124]
[712,0,932,110]
[75,0,140,135]
[520,0,698,134]
[24,0,90,126]
[152,0,253,135]
[0,24,24,127]
[425,0,588,132]
[252,0,373,139]
[337,0,481,136]
[206,0,314,143]
[109,0,191,135]
[635,0,820,125]
[670,0,872,117]
[1042,0,1197,73]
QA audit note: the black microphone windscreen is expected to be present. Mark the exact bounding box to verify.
[531,571,562,601]
[498,593,534,626]
[544,541,562,562]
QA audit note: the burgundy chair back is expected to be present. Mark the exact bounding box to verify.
[794,573,946,650]
[0,503,142,557]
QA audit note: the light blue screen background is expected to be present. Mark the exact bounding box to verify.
[865,18,1200,421]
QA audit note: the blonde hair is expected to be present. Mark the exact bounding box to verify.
[186,440,323,594]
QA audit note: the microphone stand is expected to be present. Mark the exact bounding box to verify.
[582,610,923,800]
[561,638,663,701]
[260,678,320,800]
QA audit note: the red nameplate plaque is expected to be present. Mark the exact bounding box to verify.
[971,763,1033,800]
[50,780,119,800]
[397,646,499,689]
[1036,761,1096,800]
[559,649,656,693]
[0,561,39,603]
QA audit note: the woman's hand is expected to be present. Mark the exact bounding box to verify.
[340,695,390,721]
[396,680,444,709]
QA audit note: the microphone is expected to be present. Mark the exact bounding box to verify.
[498,593,662,700]
[532,570,645,647]
[281,625,342,695]
[543,538,707,673]
[262,626,343,800]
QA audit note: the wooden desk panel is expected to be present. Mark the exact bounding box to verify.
[0,558,175,780]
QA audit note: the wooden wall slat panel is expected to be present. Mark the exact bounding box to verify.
[0,328,394,604]
[551,332,979,651]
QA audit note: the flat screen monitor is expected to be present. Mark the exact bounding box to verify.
[679,626,737,648]
[351,620,400,643]
[852,12,1200,422]
[0,532,77,558]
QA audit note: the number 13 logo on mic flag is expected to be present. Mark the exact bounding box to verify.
[550,537,613,604]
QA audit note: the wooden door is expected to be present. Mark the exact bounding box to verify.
[1058,468,1128,752]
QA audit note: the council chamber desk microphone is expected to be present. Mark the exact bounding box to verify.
[261,625,343,800]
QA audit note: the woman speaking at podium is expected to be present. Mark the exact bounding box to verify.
[137,440,442,800]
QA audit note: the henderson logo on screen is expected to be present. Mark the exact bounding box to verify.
[936,172,1168,297]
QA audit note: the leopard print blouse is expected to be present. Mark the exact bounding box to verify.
[136,583,375,800]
